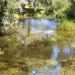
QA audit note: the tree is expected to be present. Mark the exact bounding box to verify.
[0,0,7,35]
[70,0,75,5]
[67,0,75,19]
[1,0,20,35]
[28,0,31,4]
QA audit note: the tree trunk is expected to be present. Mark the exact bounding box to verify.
[28,0,31,4]
[70,0,75,6]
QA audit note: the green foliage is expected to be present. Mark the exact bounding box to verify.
[50,0,70,19]
[0,0,7,24]
[7,0,19,11]
[33,0,71,19]
[67,4,75,19]
[5,0,20,20]
[0,0,20,35]
[57,20,75,37]
[0,35,21,59]
[55,20,75,51]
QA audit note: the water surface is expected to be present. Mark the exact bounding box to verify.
[23,19,58,35]
[20,19,73,75]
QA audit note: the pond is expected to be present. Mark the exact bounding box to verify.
[19,19,73,75]
[20,19,58,35]
[20,18,72,57]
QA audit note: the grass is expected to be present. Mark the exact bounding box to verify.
[0,57,75,75]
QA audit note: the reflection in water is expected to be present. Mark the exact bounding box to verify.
[19,19,73,60]
[25,19,57,27]
[30,66,61,75]
[20,19,73,60]
[51,45,60,61]
[23,19,58,35]
[51,45,72,61]
[19,19,73,75]
[63,46,72,57]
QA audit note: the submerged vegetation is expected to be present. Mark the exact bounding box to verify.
[0,0,75,75]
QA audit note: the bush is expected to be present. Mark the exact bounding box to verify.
[67,5,75,19]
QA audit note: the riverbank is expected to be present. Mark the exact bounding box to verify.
[0,57,75,75]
